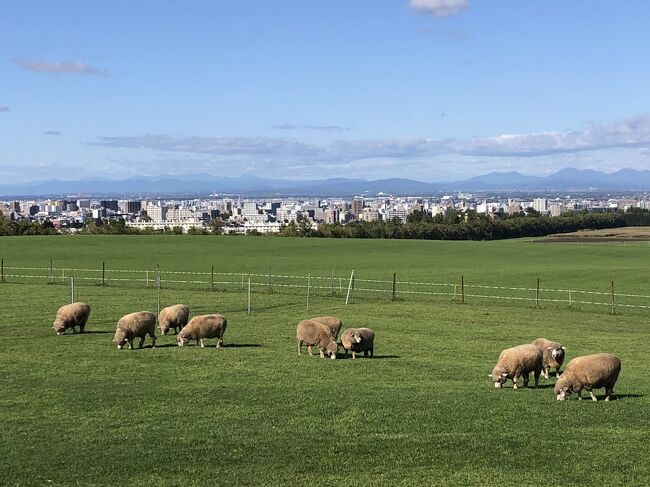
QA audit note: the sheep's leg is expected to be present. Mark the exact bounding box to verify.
[577,390,583,400]
[297,340,302,355]
[555,367,561,378]
[307,345,313,356]
[523,373,529,388]
[80,324,85,333]
[364,350,368,357]
[604,388,613,401]
[370,348,374,358]
[216,338,223,348]
[200,339,205,348]
[127,339,134,350]
[352,351,356,360]
[589,391,598,402]
[512,375,518,389]
[150,334,156,348]
[534,369,541,388]
[319,349,325,358]
[72,326,77,334]
[139,337,145,348]
[196,339,200,346]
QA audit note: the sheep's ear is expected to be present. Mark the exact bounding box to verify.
[561,346,566,350]
[501,372,508,377]
[546,346,553,350]
[487,374,492,378]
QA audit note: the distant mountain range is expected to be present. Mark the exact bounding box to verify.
[1,168,649,198]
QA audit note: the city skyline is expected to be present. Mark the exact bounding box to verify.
[2,1,650,183]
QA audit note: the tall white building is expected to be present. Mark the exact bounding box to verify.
[533,198,548,213]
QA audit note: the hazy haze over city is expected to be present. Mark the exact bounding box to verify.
[2,0,650,184]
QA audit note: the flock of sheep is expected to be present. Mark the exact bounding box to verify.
[52,302,375,359]
[53,302,622,400]
[490,339,621,401]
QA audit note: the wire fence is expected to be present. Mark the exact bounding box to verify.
[0,259,648,316]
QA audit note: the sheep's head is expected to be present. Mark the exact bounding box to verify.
[159,322,170,335]
[554,377,572,400]
[549,346,566,361]
[53,318,66,335]
[326,341,338,360]
[176,332,189,347]
[113,329,127,349]
[489,369,509,388]
[353,333,362,344]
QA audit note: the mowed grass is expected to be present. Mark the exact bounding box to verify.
[1,236,649,486]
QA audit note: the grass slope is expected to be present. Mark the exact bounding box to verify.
[0,236,649,486]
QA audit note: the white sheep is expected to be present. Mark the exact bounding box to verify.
[532,338,566,379]
[554,353,621,401]
[489,344,543,389]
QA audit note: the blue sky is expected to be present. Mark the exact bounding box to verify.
[1,0,650,183]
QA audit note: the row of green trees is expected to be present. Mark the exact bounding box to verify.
[279,208,650,240]
[3,208,649,240]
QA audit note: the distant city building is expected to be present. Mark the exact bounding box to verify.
[533,198,548,213]
[351,198,364,217]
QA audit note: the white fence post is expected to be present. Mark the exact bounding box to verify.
[306,273,311,310]
[247,276,252,314]
[156,273,161,323]
[345,270,355,305]
[70,277,75,304]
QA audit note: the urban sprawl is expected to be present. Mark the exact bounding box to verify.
[2,192,649,234]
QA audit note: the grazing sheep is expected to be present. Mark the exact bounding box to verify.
[532,338,566,379]
[310,316,342,339]
[113,311,157,350]
[489,344,543,389]
[176,314,227,348]
[159,304,190,335]
[554,353,621,401]
[53,302,91,335]
[340,328,375,359]
[296,319,338,359]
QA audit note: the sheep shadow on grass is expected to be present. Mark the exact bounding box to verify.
[336,354,399,360]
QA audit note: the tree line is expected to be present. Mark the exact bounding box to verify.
[2,207,649,239]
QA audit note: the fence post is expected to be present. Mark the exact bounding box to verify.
[461,275,465,304]
[345,270,355,305]
[0,258,3,282]
[536,277,540,308]
[50,259,53,284]
[62,268,65,283]
[331,269,335,296]
[102,261,106,286]
[306,273,311,310]
[568,290,572,308]
[268,267,272,293]
[611,281,616,315]
[392,272,397,301]
[241,273,244,290]
[70,277,75,304]
[247,276,252,314]
[211,265,214,290]
[453,284,457,302]
[339,278,342,294]
[156,273,161,323]
[146,270,149,287]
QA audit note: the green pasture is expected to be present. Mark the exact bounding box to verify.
[0,236,649,486]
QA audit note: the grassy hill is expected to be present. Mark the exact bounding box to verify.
[0,236,648,485]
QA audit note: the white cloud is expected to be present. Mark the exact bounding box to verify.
[88,115,650,179]
[409,0,469,17]
[14,58,107,76]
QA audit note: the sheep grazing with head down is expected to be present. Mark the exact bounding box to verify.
[489,344,543,389]
[296,319,338,359]
[176,314,227,348]
[309,316,342,340]
[532,338,566,379]
[53,302,91,335]
[113,311,157,350]
[554,353,621,401]
[340,328,375,359]
[158,304,190,335]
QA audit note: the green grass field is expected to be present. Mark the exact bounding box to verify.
[1,236,649,486]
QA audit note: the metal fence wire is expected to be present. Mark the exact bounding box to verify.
[1,262,648,315]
